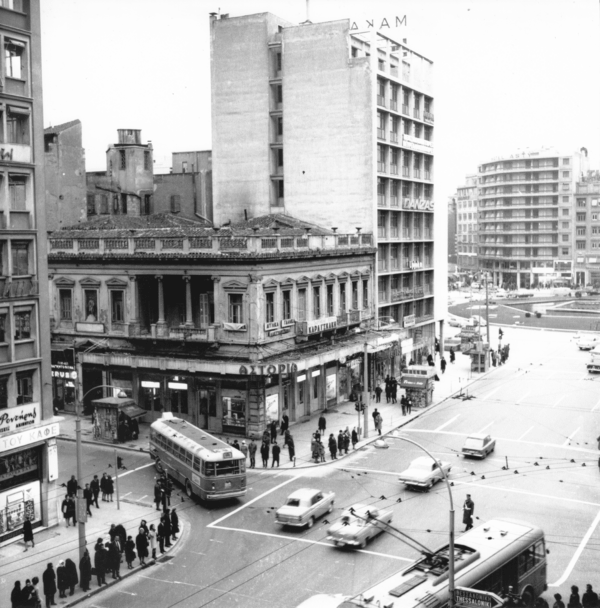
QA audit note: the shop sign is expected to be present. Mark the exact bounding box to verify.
[52,365,77,380]
[48,440,58,482]
[0,421,60,451]
[402,198,434,212]
[404,314,415,328]
[0,403,39,435]
[455,588,503,608]
[297,374,307,382]
[168,382,188,390]
[265,321,280,331]
[267,327,291,337]
[305,316,338,335]
[401,338,413,352]
[141,381,160,388]
[239,363,298,376]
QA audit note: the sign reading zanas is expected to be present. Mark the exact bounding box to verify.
[403,199,434,211]
[0,404,39,434]
[239,363,298,376]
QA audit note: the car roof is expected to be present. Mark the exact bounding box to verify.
[466,433,489,440]
[411,456,438,466]
[288,488,320,500]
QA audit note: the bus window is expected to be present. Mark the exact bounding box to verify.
[185,451,192,466]
[177,447,186,462]
[204,462,215,476]
[518,541,544,576]
[166,439,173,453]
[192,456,201,472]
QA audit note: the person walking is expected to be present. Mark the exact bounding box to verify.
[582,585,599,608]
[280,413,289,435]
[318,413,326,434]
[391,378,398,404]
[107,541,121,580]
[329,433,337,460]
[372,408,380,428]
[440,357,447,374]
[374,385,382,403]
[343,429,350,454]
[90,475,100,508]
[100,472,109,502]
[154,480,163,511]
[285,432,295,461]
[260,441,270,468]
[65,558,78,596]
[271,441,281,467]
[125,535,137,568]
[162,510,172,547]
[384,377,391,403]
[94,539,107,586]
[554,594,566,608]
[79,548,92,592]
[375,411,383,436]
[83,483,93,516]
[449,347,456,364]
[406,396,412,415]
[337,430,344,455]
[136,528,149,567]
[23,514,34,550]
[401,395,407,416]
[269,419,277,444]
[66,475,78,498]
[569,586,582,608]
[61,494,71,527]
[148,524,157,559]
[11,581,21,608]
[106,475,114,502]
[248,439,257,469]
[462,494,474,531]
[240,440,249,463]
[351,427,358,449]
[171,508,180,540]
[42,563,57,607]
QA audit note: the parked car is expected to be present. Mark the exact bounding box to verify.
[398,456,452,490]
[327,504,393,549]
[275,488,335,528]
[461,433,496,459]
[577,335,600,351]
[448,315,468,328]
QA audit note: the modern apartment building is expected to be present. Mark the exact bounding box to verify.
[573,176,600,286]
[210,12,444,360]
[478,148,588,288]
[0,0,57,542]
[455,174,479,273]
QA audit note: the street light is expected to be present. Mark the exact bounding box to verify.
[396,435,456,608]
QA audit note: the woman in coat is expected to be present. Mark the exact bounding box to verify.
[286,433,295,461]
[10,581,21,608]
[170,509,179,541]
[328,434,337,460]
[100,473,109,501]
[124,536,137,569]
[107,541,121,580]
[343,430,350,454]
[57,560,69,598]
[79,548,92,592]
[351,428,359,449]
[94,539,107,586]
[42,563,57,606]
[135,528,149,566]
[23,516,34,550]
[65,558,78,596]
[106,475,114,502]
[148,524,157,560]
[260,441,270,468]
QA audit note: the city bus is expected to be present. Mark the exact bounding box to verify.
[297,519,546,608]
[149,414,246,501]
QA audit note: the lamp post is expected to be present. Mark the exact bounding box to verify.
[396,435,456,608]
[485,272,490,346]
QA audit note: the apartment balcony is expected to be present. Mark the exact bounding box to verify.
[0,277,39,298]
[377,128,386,141]
[390,132,399,143]
[377,95,386,107]
[415,314,434,325]
[413,109,421,119]
[130,323,219,342]
[402,104,409,115]
[390,164,398,175]
[424,111,434,123]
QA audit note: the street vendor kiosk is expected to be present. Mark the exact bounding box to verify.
[91,397,146,443]
[400,365,436,408]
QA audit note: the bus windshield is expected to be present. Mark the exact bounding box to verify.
[204,459,245,476]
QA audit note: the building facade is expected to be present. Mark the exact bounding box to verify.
[573,177,600,286]
[0,0,57,543]
[478,148,588,288]
[455,174,479,273]
[210,12,444,361]
[48,214,380,438]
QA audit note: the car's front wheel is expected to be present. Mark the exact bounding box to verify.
[307,517,315,529]
[327,501,334,514]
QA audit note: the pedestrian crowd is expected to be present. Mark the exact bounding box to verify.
[59,473,114,528]
[307,414,357,463]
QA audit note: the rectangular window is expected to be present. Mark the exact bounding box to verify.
[142,194,152,215]
[562,196,569,203]
[562,208,569,216]
[339,283,346,313]
[577,213,586,222]
[326,284,334,315]
[16,371,33,404]
[119,149,126,169]
[562,235,569,242]
[277,117,283,137]
[313,286,321,318]
[563,172,570,179]
[4,39,24,79]
[87,194,96,215]
[352,281,358,309]
[277,180,284,199]
[265,291,275,324]
[111,291,124,322]
[14,310,30,339]
[562,248,569,255]
[9,175,27,210]
[297,288,306,321]
[578,199,586,207]
[576,240,586,250]
[144,151,151,171]
[100,195,109,214]
[577,227,586,236]
[228,293,243,324]
[0,313,6,343]
[170,195,181,213]
[277,85,283,104]
[282,290,291,320]
[562,222,570,229]
[84,290,98,321]
[0,376,7,410]
[362,280,369,308]
[11,241,28,275]
[7,108,30,144]
[59,289,72,320]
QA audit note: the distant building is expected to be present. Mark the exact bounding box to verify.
[447,196,457,266]
[573,173,600,286]
[478,148,589,288]
[211,11,444,360]
[44,119,87,231]
[455,174,479,273]
[0,0,57,543]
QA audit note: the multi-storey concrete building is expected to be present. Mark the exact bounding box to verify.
[478,148,588,288]
[455,174,479,273]
[210,12,444,362]
[0,0,57,542]
[447,196,457,266]
[573,177,600,286]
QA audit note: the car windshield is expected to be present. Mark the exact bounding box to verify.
[286,498,301,507]
[412,462,432,471]
[464,438,484,449]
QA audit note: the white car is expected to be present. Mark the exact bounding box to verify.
[327,504,393,549]
[462,433,496,459]
[577,335,600,351]
[275,488,335,528]
[398,456,452,490]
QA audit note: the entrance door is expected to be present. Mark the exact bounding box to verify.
[198,388,216,430]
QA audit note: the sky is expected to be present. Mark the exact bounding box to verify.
[40,0,600,204]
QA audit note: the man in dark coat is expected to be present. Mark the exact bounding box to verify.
[42,562,57,607]
[66,475,78,498]
[83,483,93,516]
[260,441,270,468]
[441,357,447,374]
[79,548,92,592]
[391,378,398,404]
[450,347,456,363]
[280,413,289,435]
[90,475,100,508]
[269,419,277,443]
[136,528,149,566]
[463,494,475,531]
[23,515,34,550]
[162,510,172,547]
[100,472,109,501]
[170,508,180,540]
[318,414,326,433]
[94,539,107,586]
[328,434,337,460]
[248,439,257,468]
[337,430,344,454]
[271,442,281,467]
[157,520,166,554]
[65,558,78,596]
[154,481,163,511]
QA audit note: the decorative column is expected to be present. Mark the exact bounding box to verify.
[128,275,140,336]
[155,275,166,337]
[183,276,193,327]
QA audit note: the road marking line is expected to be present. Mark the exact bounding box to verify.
[563,427,580,447]
[116,590,137,596]
[209,539,223,543]
[207,475,297,528]
[477,421,494,434]
[139,575,202,587]
[515,391,530,405]
[592,399,600,412]
[117,462,155,478]
[553,396,565,408]
[209,524,412,561]
[401,429,598,455]
[121,492,131,498]
[482,387,501,401]
[549,509,600,587]
[518,426,534,441]
[138,495,147,501]
[434,414,460,432]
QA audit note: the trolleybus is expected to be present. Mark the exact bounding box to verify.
[149,414,246,501]
[297,518,546,608]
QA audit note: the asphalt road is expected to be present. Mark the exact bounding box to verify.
[68,326,600,608]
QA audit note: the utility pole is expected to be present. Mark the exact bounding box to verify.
[363,342,369,438]
[73,350,86,561]
[485,272,490,345]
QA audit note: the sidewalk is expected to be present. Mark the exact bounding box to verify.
[55,337,492,470]
[0,494,185,608]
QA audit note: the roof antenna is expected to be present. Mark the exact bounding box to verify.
[301,0,312,24]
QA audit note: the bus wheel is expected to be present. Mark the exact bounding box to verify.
[155,460,165,475]
[185,479,194,499]
[521,588,535,607]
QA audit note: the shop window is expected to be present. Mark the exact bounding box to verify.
[222,396,245,427]
[199,388,216,417]
[169,378,188,415]
[11,241,29,276]
[0,376,7,409]
[298,379,305,405]
[7,107,30,144]
[4,38,25,79]
[228,293,243,324]
[16,370,33,404]
[84,290,98,322]
[59,289,72,321]
[265,291,275,324]
[111,291,124,323]
[14,310,30,339]
[0,313,6,342]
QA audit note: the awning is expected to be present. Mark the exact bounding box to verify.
[400,376,430,389]
[120,404,146,419]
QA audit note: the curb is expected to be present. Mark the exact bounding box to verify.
[63,522,185,607]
